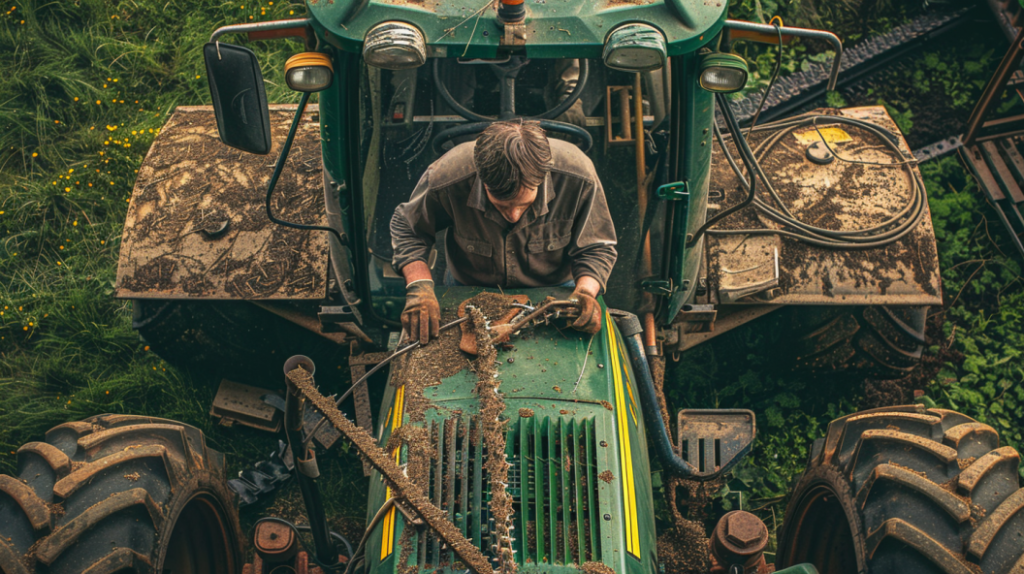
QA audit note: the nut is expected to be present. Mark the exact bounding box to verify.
[724,512,766,549]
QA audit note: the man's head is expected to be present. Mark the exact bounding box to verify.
[474,121,552,223]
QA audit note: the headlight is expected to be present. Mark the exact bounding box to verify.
[363,22,427,70]
[603,23,667,72]
[284,52,334,92]
[698,53,749,93]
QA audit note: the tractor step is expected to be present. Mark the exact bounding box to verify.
[676,409,756,479]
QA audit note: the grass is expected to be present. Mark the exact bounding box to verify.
[0,0,366,536]
[1,0,1023,562]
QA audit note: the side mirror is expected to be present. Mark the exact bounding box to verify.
[203,42,272,154]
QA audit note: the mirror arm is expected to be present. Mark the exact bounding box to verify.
[210,18,313,43]
[265,92,352,252]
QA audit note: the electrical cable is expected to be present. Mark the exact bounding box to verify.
[265,91,349,248]
[302,316,470,446]
[686,92,759,246]
[344,498,398,574]
[746,17,784,137]
[703,111,926,249]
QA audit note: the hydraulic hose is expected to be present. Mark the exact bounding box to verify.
[617,319,697,479]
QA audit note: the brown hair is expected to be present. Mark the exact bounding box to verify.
[473,121,552,201]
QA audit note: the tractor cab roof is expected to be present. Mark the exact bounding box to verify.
[308,0,727,59]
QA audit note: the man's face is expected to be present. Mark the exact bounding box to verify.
[486,185,538,224]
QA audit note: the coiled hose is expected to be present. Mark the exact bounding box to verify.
[690,96,926,250]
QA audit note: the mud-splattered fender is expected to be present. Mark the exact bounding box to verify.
[115,104,329,301]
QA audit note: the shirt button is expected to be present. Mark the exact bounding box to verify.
[467,245,475,252]
[547,243,556,250]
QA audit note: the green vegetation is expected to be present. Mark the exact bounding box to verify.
[0,0,365,536]
[1,0,1022,558]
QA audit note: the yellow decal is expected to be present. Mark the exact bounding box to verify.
[617,344,640,427]
[793,126,852,146]
[380,384,405,560]
[607,315,641,559]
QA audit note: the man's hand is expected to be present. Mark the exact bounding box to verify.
[570,281,602,334]
[402,279,440,344]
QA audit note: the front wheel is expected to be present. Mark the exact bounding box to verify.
[776,405,1024,574]
[0,414,243,574]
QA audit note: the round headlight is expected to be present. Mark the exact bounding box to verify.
[603,23,667,72]
[284,52,334,92]
[698,53,749,93]
[363,21,427,70]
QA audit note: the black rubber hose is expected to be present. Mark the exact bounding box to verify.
[618,321,696,479]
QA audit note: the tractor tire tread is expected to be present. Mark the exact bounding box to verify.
[790,305,928,378]
[0,416,242,573]
[778,408,1024,574]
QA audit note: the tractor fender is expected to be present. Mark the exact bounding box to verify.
[705,106,942,307]
[115,104,329,301]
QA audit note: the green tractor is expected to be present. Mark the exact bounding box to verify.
[3,2,1023,574]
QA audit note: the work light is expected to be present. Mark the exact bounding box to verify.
[363,22,427,70]
[603,23,667,72]
[284,52,334,92]
[698,53,749,93]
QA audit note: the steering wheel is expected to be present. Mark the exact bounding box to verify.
[431,57,593,154]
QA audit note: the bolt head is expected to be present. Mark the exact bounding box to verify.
[723,512,767,549]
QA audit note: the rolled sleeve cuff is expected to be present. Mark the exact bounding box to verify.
[571,244,616,293]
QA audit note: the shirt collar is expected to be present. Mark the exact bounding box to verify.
[467,171,555,217]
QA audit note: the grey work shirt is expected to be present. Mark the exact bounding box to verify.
[391,139,617,290]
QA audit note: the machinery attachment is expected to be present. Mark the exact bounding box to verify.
[676,409,756,480]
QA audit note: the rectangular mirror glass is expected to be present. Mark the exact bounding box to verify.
[203,42,272,154]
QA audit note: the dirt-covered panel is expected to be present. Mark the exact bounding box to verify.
[115,105,328,300]
[706,106,942,306]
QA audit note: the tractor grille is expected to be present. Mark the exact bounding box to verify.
[416,415,601,569]
[515,415,602,566]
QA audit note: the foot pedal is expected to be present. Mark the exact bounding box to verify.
[676,409,756,480]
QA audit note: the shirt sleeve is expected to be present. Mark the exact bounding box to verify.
[567,176,618,292]
[391,168,453,274]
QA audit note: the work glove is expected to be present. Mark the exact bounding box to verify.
[570,287,602,335]
[402,279,441,345]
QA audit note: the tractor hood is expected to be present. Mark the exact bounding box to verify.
[364,286,658,574]
[308,0,726,60]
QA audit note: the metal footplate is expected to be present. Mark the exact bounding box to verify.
[676,409,756,479]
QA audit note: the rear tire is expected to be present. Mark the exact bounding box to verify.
[776,405,1024,574]
[133,299,347,389]
[788,306,929,379]
[0,414,243,574]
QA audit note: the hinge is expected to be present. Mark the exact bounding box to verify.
[656,181,688,200]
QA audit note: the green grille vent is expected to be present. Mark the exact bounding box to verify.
[515,416,601,566]
[414,415,601,569]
